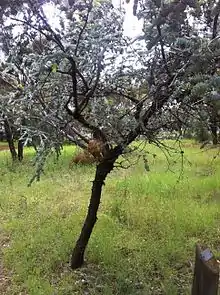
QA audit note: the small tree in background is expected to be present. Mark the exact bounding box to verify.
[0,67,23,160]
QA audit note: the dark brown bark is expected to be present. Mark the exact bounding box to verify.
[70,154,118,269]
[18,139,24,161]
[3,117,17,161]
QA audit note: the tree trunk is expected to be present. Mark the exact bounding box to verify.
[191,244,219,295]
[3,117,17,161]
[210,123,218,145]
[18,139,24,161]
[70,158,116,269]
[209,105,218,145]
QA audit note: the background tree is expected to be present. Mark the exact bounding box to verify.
[0,64,23,160]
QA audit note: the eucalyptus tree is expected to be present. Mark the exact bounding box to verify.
[175,0,220,144]
[193,0,220,144]
[0,0,219,269]
[133,0,220,142]
[141,0,220,144]
[0,0,138,268]
[0,63,24,160]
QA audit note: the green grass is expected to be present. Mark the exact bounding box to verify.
[0,140,220,295]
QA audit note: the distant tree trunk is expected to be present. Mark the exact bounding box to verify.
[210,124,218,145]
[17,117,25,161]
[70,154,118,269]
[3,117,17,161]
[17,139,24,161]
[209,104,218,145]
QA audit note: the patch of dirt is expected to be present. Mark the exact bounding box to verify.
[0,262,11,295]
[0,236,11,295]
[0,145,9,152]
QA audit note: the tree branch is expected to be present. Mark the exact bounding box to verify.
[78,48,106,113]
[103,88,139,104]
[29,0,66,52]
[63,132,87,149]
[157,25,171,77]
[75,0,93,55]
[76,69,90,92]
[212,13,219,39]
[64,123,89,143]
[71,58,78,111]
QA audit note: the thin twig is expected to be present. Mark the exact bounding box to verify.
[75,0,93,55]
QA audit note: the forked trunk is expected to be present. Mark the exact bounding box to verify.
[70,158,116,269]
[3,117,17,161]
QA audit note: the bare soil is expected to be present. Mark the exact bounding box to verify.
[0,145,9,152]
[0,236,11,295]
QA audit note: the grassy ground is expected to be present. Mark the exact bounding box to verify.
[0,140,220,295]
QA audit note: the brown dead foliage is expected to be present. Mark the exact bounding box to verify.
[69,139,106,168]
[69,151,97,168]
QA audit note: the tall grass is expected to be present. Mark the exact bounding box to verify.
[0,141,220,295]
